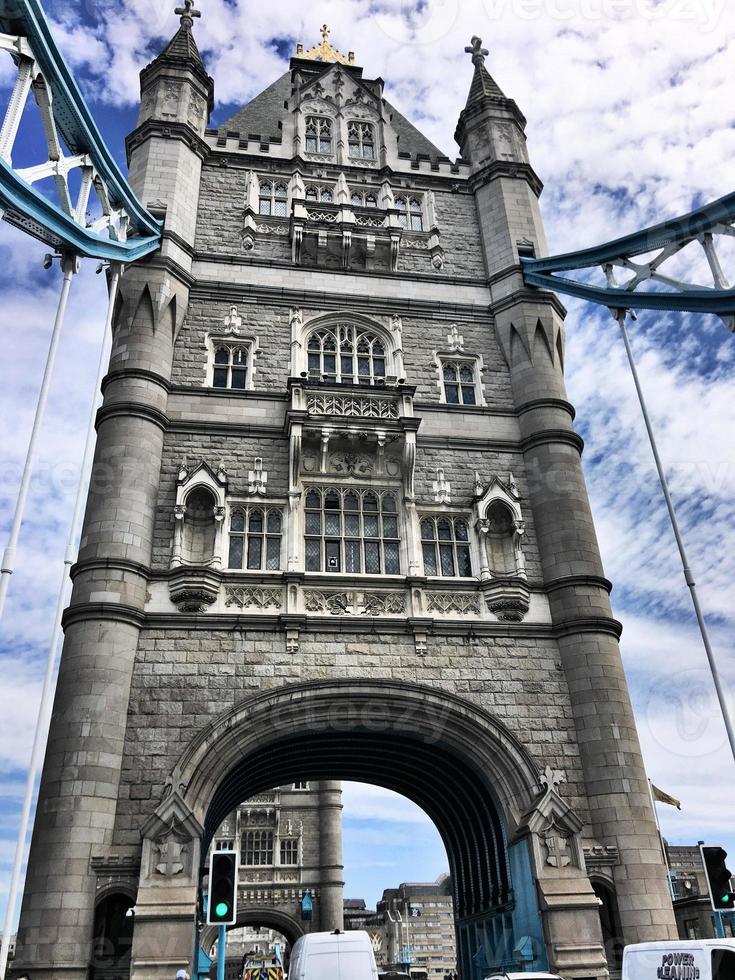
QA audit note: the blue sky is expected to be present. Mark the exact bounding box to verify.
[1,0,735,923]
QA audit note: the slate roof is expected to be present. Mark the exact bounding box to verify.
[218,69,448,160]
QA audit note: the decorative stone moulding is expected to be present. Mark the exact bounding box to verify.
[483,579,531,622]
[225,586,283,610]
[302,589,406,616]
[168,567,221,613]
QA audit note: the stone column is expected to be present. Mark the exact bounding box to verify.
[12,267,176,979]
[318,781,344,931]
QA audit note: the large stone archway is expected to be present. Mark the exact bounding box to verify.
[199,906,304,955]
[131,680,607,980]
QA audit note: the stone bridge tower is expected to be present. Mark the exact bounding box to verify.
[13,14,676,980]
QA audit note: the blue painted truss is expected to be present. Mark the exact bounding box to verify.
[0,0,160,261]
[522,191,735,317]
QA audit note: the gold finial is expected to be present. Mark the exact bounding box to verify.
[296,24,355,65]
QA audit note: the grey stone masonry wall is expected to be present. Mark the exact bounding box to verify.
[112,629,590,851]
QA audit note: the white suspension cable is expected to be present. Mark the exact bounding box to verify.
[0,264,121,980]
[0,252,79,621]
[615,309,735,764]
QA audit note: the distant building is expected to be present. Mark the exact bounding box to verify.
[207,782,344,949]
[375,875,456,980]
[666,843,735,941]
[344,899,387,962]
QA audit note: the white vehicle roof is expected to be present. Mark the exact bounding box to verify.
[625,940,735,951]
[295,929,373,946]
[483,973,563,979]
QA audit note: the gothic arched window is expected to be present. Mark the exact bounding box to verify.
[305,184,333,203]
[441,360,479,405]
[213,344,249,389]
[228,507,282,570]
[396,195,424,231]
[351,190,378,208]
[421,516,472,577]
[305,116,333,154]
[258,181,288,217]
[348,121,375,159]
[307,324,387,385]
[304,487,400,574]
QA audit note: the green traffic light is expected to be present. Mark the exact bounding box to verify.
[215,902,229,917]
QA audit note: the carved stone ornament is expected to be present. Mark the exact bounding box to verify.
[303,590,405,616]
[516,765,585,875]
[542,820,572,868]
[154,831,189,877]
[140,789,203,883]
[426,592,480,615]
[225,587,283,610]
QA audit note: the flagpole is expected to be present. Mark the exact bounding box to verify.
[649,779,674,899]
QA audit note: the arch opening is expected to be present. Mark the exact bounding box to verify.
[90,890,135,980]
[172,681,547,978]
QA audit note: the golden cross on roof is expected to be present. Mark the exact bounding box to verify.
[296,24,355,65]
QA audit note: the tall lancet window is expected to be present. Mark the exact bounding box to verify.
[395,196,424,231]
[307,324,386,385]
[305,116,333,154]
[348,121,375,159]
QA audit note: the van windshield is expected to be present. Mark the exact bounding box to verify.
[713,949,735,980]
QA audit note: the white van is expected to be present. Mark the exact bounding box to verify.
[288,930,379,980]
[623,939,735,980]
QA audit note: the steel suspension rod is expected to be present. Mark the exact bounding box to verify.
[0,252,78,621]
[0,264,120,980]
[615,309,735,764]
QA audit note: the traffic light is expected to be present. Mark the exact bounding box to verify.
[700,845,735,912]
[207,850,237,925]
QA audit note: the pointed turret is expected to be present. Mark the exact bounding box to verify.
[143,0,211,95]
[135,0,214,136]
[454,36,529,171]
[463,36,507,106]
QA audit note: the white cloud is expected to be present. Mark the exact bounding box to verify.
[1,0,735,922]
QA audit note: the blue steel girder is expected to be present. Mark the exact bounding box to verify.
[0,0,160,261]
[522,191,735,321]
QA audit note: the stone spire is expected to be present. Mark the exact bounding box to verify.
[158,1,207,75]
[463,36,507,107]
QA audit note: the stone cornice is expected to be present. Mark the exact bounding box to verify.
[191,253,491,292]
[101,368,171,397]
[520,429,585,455]
[489,283,568,320]
[70,557,152,582]
[62,601,146,631]
[201,152,471,192]
[96,401,170,433]
[516,397,576,421]
[188,278,493,319]
[468,160,544,197]
[125,119,211,166]
[544,574,614,595]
